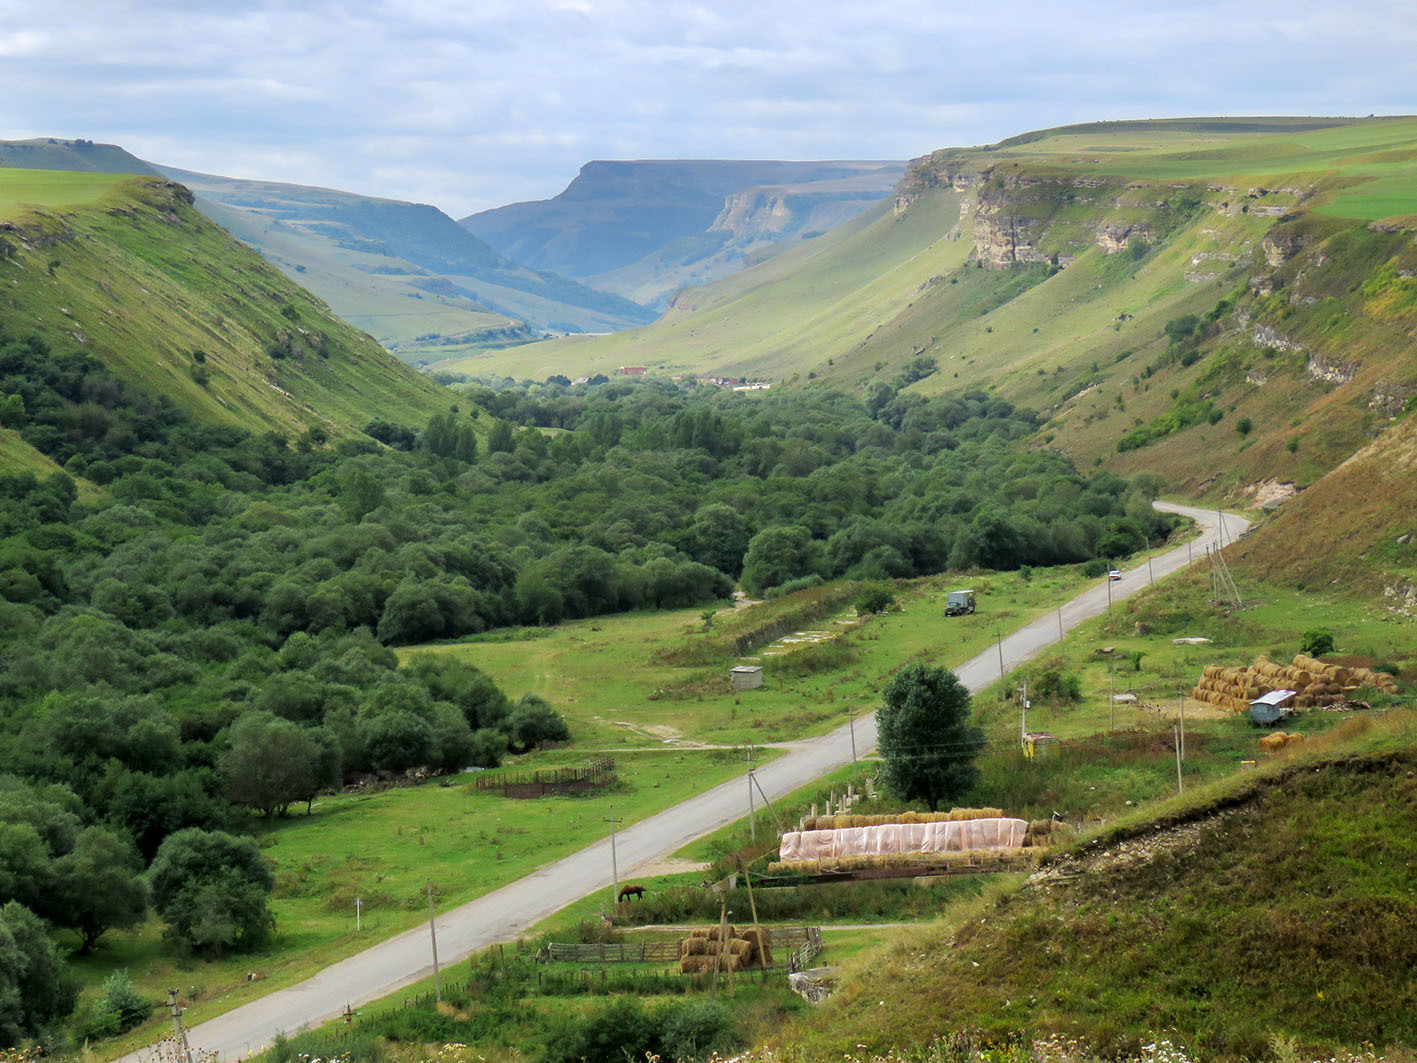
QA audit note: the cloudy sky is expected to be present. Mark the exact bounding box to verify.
[2,0,1414,217]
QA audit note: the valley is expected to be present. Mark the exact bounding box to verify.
[0,116,1414,1063]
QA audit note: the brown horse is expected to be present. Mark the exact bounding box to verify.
[617,884,646,902]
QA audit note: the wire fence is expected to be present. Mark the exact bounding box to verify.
[474,756,616,797]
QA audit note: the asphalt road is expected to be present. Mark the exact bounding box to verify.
[147,501,1248,1060]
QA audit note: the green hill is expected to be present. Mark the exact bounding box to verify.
[0,168,453,461]
[462,117,1417,502]
[0,137,158,176]
[777,727,1417,1062]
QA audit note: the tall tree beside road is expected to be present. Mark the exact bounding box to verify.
[877,663,984,810]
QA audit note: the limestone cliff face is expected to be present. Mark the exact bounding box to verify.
[709,190,795,236]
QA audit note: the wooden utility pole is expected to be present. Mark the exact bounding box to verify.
[1108,659,1115,732]
[426,880,441,1002]
[995,631,1006,695]
[746,749,755,843]
[847,704,858,782]
[1179,689,1186,760]
[168,989,195,1063]
[604,806,620,906]
[355,895,362,932]
[1174,725,1184,794]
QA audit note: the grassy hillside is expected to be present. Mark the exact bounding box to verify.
[476,118,1417,508]
[157,166,657,358]
[0,137,158,176]
[775,721,1417,1062]
[0,168,453,457]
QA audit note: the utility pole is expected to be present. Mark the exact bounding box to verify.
[746,748,755,843]
[1188,540,1193,565]
[995,631,1006,695]
[1057,606,1065,646]
[1148,555,1155,585]
[1018,680,1029,749]
[1179,688,1186,761]
[604,806,620,906]
[1106,563,1114,615]
[168,989,195,1063]
[1174,725,1184,794]
[1108,659,1115,732]
[426,880,441,1003]
[846,704,859,783]
[355,895,362,932]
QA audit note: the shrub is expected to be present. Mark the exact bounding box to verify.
[1236,417,1253,436]
[1082,559,1109,579]
[1300,629,1335,657]
[854,583,896,616]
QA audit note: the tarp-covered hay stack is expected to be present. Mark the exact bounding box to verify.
[678,925,772,973]
[770,808,1038,874]
[1191,654,1399,713]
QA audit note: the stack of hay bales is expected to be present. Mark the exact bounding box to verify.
[1023,819,1075,848]
[678,925,770,973]
[1258,731,1305,753]
[1190,654,1399,713]
[768,848,1028,875]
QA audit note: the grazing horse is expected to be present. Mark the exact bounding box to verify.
[618,884,646,902]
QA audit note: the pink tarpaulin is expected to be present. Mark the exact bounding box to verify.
[777,818,1028,862]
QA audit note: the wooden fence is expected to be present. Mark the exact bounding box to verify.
[474,756,616,797]
[787,926,824,972]
[542,925,820,967]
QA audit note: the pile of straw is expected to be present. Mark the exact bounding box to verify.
[802,808,1003,831]
[1190,654,1399,713]
[678,926,771,973]
[766,848,1033,876]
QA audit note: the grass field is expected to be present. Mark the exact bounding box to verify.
[80,746,760,1057]
[0,169,129,213]
[402,564,1096,751]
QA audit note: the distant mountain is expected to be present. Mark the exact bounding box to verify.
[154,167,657,361]
[461,159,904,307]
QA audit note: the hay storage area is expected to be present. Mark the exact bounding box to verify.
[1190,654,1398,713]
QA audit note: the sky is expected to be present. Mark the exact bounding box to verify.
[2,0,1414,218]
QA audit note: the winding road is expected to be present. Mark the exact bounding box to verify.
[144,502,1248,1060]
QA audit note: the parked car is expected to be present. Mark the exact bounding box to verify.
[1108,569,1122,581]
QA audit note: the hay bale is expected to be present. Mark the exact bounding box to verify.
[681,938,709,957]
[689,927,714,940]
[741,927,774,968]
[680,955,716,975]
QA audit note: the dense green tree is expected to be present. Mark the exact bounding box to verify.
[148,829,275,956]
[222,713,326,817]
[505,694,571,754]
[0,901,78,1045]
[740,525,822,596]
[877,663,984,811]
[49,827,147,951]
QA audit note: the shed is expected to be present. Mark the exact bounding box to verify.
[1249,689,1297,726]
[730,665,764,691]
[1024,732,1060,759]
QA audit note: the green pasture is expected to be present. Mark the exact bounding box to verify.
[76,746,757,1058]
[0,168,128,214]
[403,564,1096,751]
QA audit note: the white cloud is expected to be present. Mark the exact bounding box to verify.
[1,0,1413,215]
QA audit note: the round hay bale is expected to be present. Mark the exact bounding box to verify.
[680,955,716,975]
[690,928,713,940]
[682,938,709,957]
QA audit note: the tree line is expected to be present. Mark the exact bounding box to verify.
[0,328,1172,1042]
